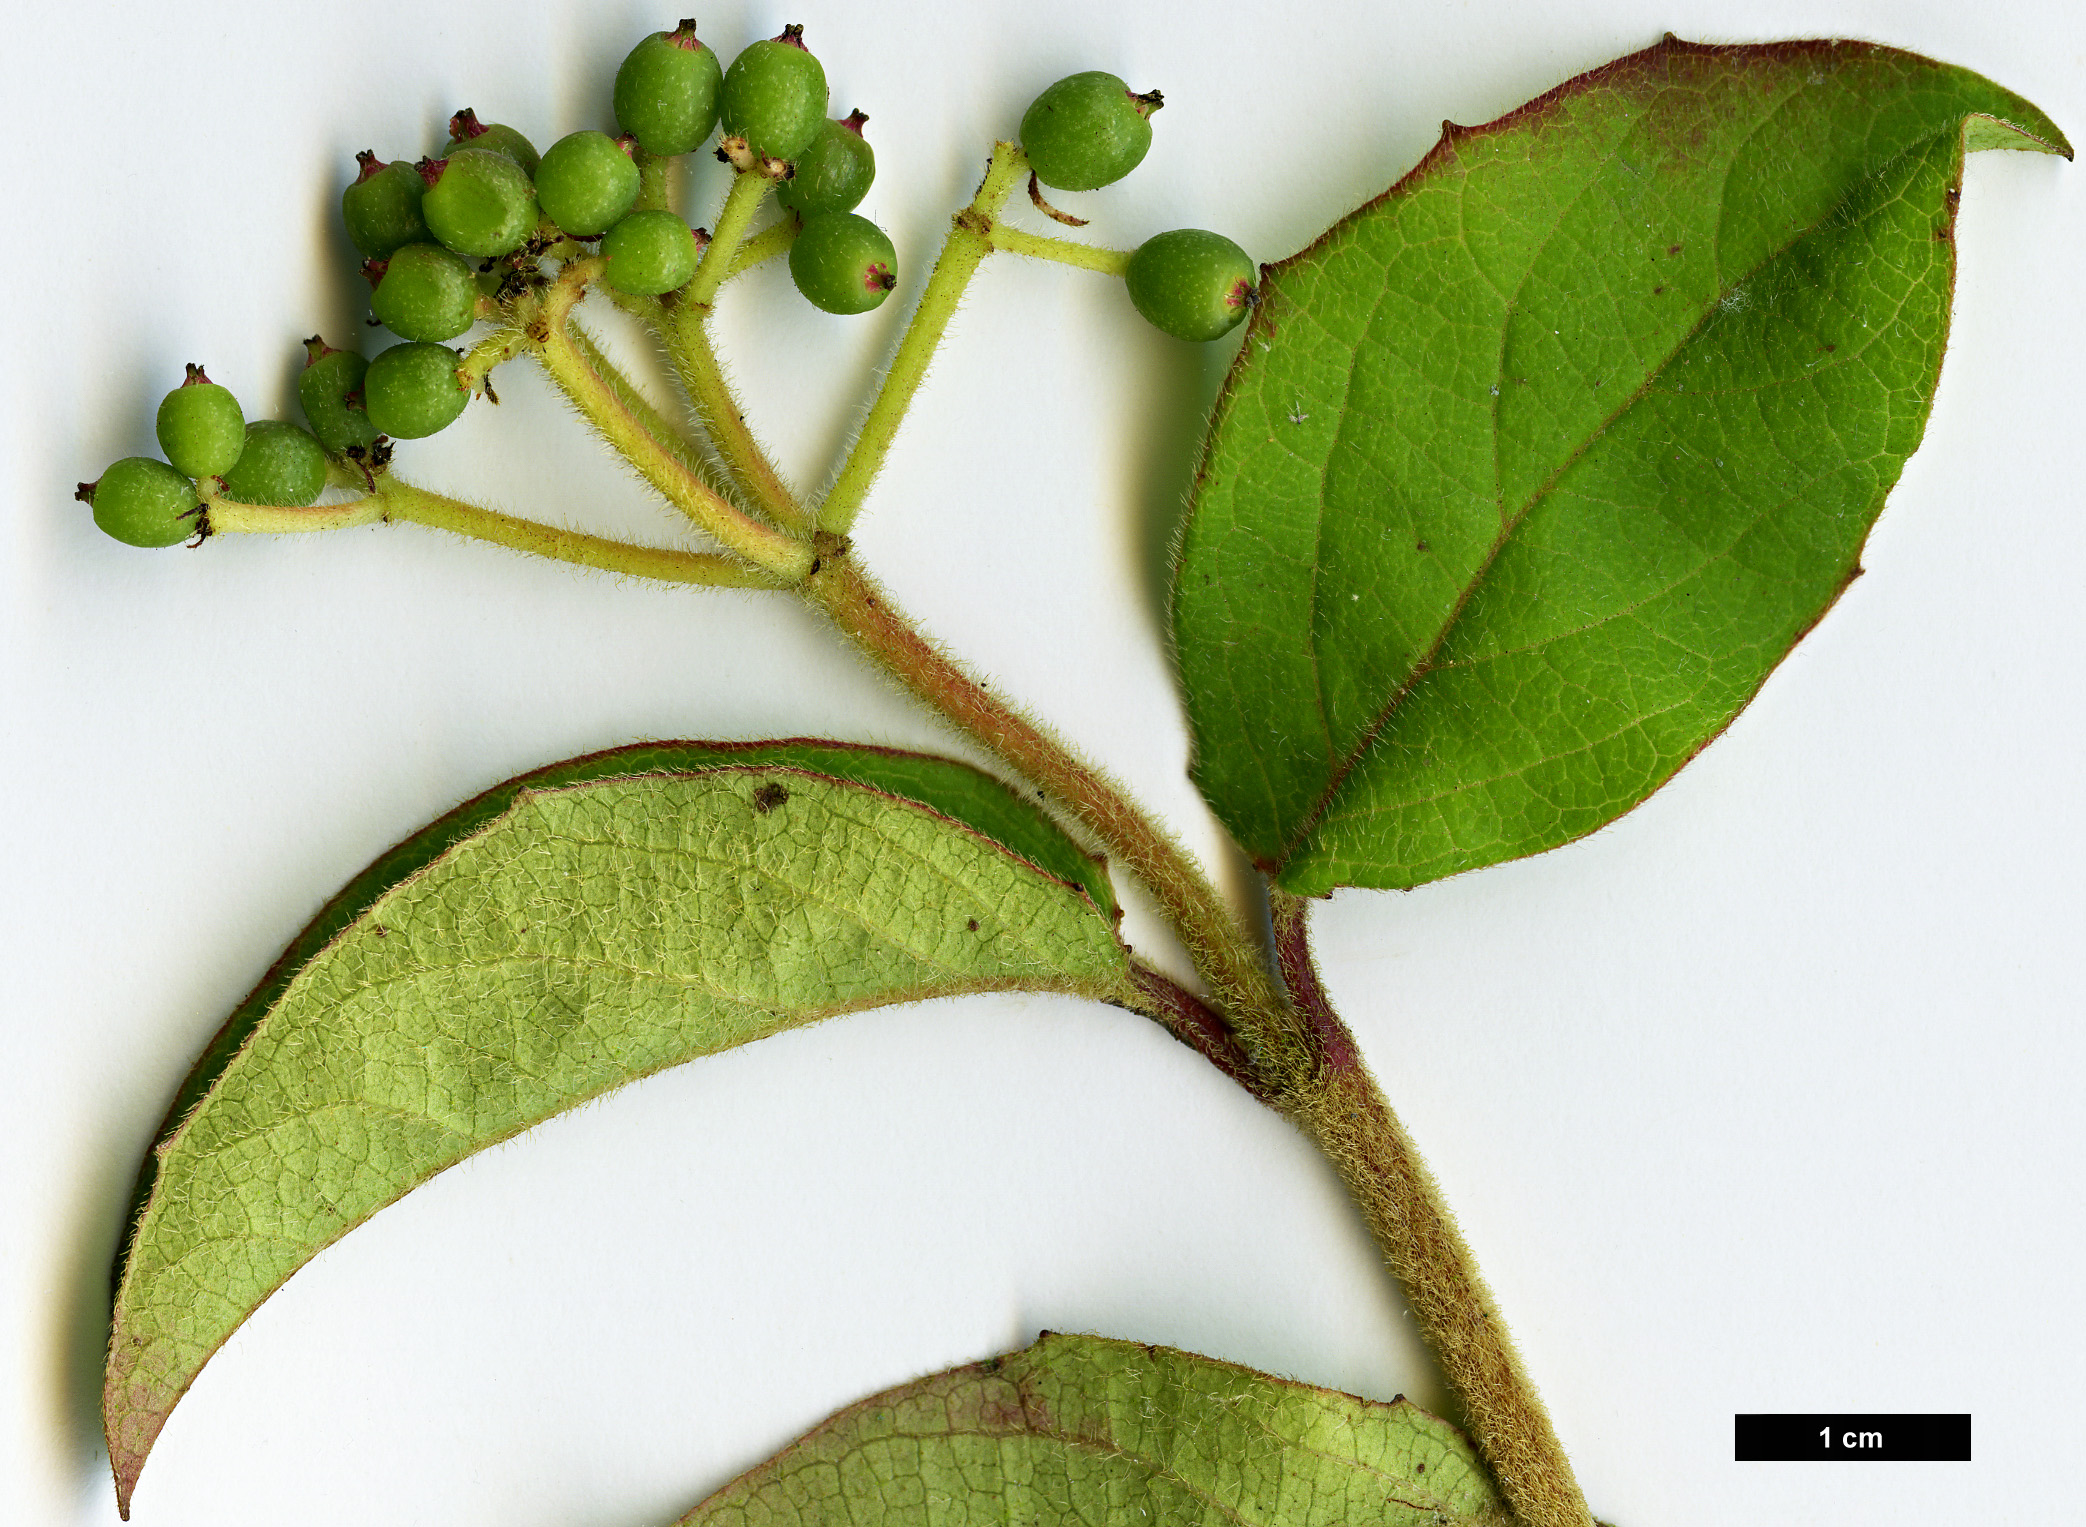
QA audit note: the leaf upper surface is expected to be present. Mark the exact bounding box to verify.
[1172,37,2067,893]
[105,748,1129,1511]
[677,1332,1510,1527]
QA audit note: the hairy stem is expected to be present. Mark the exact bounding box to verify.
[986,224,1134,276]
[563,318,739,505]
[816,141,1029,534]
[535,265,814,580]
[802,551,1306,1084]
[207,482,780,587]
[684,169,770,310]
[729,214,800,277]
[1271,892,1592,1527]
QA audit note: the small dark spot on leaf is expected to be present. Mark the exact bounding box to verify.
[752,783,790,813]
[1934,225,1952,242]
[967,918,980,932]
[372,924,388,937]
[1821,343,1837,353]
[1666,242,1682,256]
[1653,285,1665,295]
[1415,539,1430,552]
[1416,1461,1426,1474]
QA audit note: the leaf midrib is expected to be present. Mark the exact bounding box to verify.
[1272,104,1958,875]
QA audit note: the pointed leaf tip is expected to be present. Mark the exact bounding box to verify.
[1174,38,2066,894]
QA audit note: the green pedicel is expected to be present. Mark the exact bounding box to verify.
[79,458,199,549]
[219,422,328,507]
[536,131,641,236]
[1020,71,1161,192]
[1125,228,1256,342]
[613,21,724,155]
[155,367,246,478]
[776,111,875,216]
[790,212,898,315]
[363,343,468,439]
[720,26,829,161]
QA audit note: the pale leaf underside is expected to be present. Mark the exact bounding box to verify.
[106,751,1129,1512]
[678,1333,1511,1527]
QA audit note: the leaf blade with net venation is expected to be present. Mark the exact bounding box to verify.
[1172,37,2067,893]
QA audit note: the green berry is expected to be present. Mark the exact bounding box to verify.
[776,111,874,216]
[219,422,328,506]
[342,152,432,260]
[76,458,199,549]
[1125,229,1257,342]
[600,210,702,296]
[297,338,381,455]
[614,21,724,155]
[368,243,479,341]
[363,342,468,439]
[1020,72,1162,192]
[720,26,829,161]
[535,130,641,236]
[155,366,246,478]
[789,212,898,315]
[443,108,541,177]
[420,148,540,258]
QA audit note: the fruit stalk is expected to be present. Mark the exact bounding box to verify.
[816,140,1029,534]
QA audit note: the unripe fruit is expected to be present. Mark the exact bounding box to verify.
[1020,72,1162,192]
[419,149,539,258]
[77,458,199,548]
[1125,229,1257,342]
[442,108,540,177]
[535,130,641,236]
[363,343,468,439]
[342,152,432,260]
[298,338,381,455]
[155,366,246,478]
[614,21,724,155]
[775,111,874,217]
[600,210,703,296]
[220,422,328,506]
[720,26,829,161]
[369,243,479,341]
[789,212,898,315]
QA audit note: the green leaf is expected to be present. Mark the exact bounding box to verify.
[1173,37,2068,894]
[674,1332,1510,1526]
[105,744,1130,1513]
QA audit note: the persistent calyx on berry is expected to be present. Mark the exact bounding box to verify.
[790,212,898,315]
[614,19,723,155]
[443,108,541,176]
[299,337,381,456]
[342,152,432,261]
[418,148,540,258]
[77,459,200,549]
[1021,71,1162,192]
[1125,229,1257,342]
[776,111,875,216]
[720,24,829,161]
[156,365,246,479]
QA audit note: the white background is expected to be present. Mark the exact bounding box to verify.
[3,1,2080,1524]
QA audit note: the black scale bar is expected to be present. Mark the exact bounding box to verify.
[1735,1414,1971,1461]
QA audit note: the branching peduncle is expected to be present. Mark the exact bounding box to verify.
[1271,893,1593,1527]
[729,214,800,277]
[816,141,1029,534]
[986,224,1133,276]
[207,479,781,587]
[533,262,814,580]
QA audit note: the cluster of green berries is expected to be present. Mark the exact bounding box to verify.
[1018,71,1258,343]
[80,30,1256,550]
